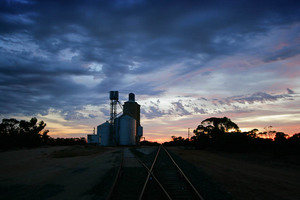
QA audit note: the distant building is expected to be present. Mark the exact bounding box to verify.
[87,92,143,146]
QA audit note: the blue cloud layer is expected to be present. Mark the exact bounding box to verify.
[1,0,300,120]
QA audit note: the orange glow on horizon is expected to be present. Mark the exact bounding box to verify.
[144,137,172,144]
[24,109,300,141]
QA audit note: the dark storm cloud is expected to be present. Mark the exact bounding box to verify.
[287,88,295,94]
[1,0,299,117]
[263,44,300,62]
[100,108,110,117]
[141,100,166,119]
[63,110,88,121]
[0,73,95,115]
[194,107,207,114]
[213,91,293,105]
[141,106,166,119]
[121,81,165,96]
[171,101,191,116]
[0,41,99,117]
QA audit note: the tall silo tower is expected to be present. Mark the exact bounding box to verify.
[123,93,141,144]
[109,91,119,145]
[109,91,119,125]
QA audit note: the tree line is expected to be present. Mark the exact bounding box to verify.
[0,118,86,150]
[164,117,300,154]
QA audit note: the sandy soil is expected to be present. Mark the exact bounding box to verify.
[0,146,121,200]
[169,147,300,200]
[2,146,299,200]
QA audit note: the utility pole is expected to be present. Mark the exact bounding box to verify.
[188,128,190,140]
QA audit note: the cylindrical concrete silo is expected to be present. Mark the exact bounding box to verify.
[123,93,140,143]
[123,93,140,126]
[97,121,111,146]
[119,115,136,145]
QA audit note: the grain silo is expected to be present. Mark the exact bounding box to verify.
[123,93,140,125]
[87,91,143,146]
[97,121,111,146]
[118,115,136,145]
[122,93,142,145]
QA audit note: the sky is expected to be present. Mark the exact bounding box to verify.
[1,0,300,142]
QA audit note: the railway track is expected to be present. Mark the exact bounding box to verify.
[107,145,204,200]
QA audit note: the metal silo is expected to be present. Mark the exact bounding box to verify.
[119,115,136,145]
[123,93,140,145]
[97,121,111,146]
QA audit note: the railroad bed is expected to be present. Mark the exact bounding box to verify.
[107,145,206,200]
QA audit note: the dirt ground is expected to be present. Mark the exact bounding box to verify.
[1,146,300,200]
[0,146,121,200]
[169,147,300,200]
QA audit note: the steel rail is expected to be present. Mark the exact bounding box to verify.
[106,148,124,200]
[134,153,172,200]
[162,145,205,200]
[138,145,162,200]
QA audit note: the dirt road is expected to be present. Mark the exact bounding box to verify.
[2,146,299,200]
[0,146,120,200]
[169,147,300,200]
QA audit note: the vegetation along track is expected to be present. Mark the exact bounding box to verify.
[107,145,204,200]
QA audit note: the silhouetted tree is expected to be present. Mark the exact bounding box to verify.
[164,115,300,154]
[0,117,89,149]
[201,117,240,132]
[0,117,49,149]
[0,118,20,148]
[192,117,271,152]
[163,136,190,146]
[19,117,48,147]
[288,133,300,153]
[49,137,87,146]
[140,140,160,146]
[246,128,259,138]
[263,126,276,139]
[274,132,288,143]
[42,130,50,144]
[171,136,184,142]
[289,133,300,142]
[194,117,240,141]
